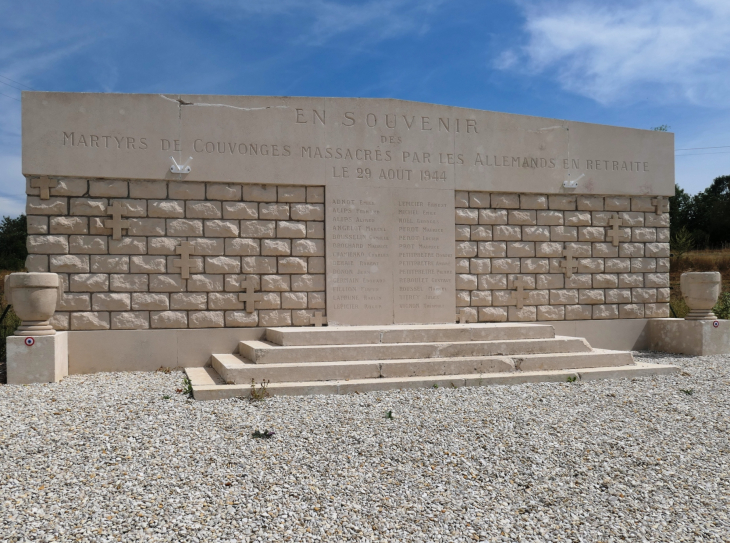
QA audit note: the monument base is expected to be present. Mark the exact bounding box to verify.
[648,318,730,356]
[7,332,68,384]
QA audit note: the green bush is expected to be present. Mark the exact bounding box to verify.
[713,292,730,320]
[0,215,27,271]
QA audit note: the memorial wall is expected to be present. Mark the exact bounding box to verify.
[22,92,674,328]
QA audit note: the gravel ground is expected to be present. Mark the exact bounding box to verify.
[0,354,728,542]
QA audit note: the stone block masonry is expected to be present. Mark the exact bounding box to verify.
[26,177,326,330]
[455,192,670,322]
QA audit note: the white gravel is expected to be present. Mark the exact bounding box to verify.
[1,354,729,542]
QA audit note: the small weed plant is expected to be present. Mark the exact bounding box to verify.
[249,378,270,402]
[385,410,394,419]
[713,292,730,320]
[567,376,578,383]
[179,376,193,398]
[680,388,694,396]
[162,394,171,400]
[251,429,275,439]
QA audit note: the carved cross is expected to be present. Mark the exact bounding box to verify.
[606,214,627,247]
[31,176,58,200]
[651,196,669,215]
[560,246,579,279]
[456,309,471,324]
[172,241,197,279]
[511,277,528,310]
[104,202,130,240]
[310,311,328,327]
[238,277,263,313]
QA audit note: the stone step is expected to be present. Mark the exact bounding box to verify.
[265,323,555,346]
[187,362,681,400]
[212,349,633,384]
[238,336,592,365]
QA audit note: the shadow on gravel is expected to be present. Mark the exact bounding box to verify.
[633,350,695,361]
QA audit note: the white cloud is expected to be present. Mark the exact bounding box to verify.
[497,0,730,106]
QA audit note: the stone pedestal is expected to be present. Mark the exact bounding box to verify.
[681,271,722,320]
[6,332,68,384]
[647,318,730,356]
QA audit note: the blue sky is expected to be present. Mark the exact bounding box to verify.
[1,0,729,217]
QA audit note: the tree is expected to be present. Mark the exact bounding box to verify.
[0,215,27,270]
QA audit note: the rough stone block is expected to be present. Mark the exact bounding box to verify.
[479,209,508,225]
[116,199,147,217]
[631,258,656,273]
[456,274,477,290]
[307,222,325,239]
[657,288,670,302]
[467,225,491,241]
[469,258,491,274]
[262,239,291,256]
[147,237,186,255]
[148,274,185,292]
[605,258,630,273]
[577,196,604,211]
[479,274,507,290]
[536,274,564,289]
[225,238,260,256]
[291,203,325,221]
[204,220,239,238]
[170,293,208,310]
[149,200,185,218]
[564,242,591,257]
[618,273,643,288]
[50,255,89,273]
[645,273,669,287]
[646,214,670,228]
[456,208,478,225]
[293,239,324,256]
[187,274,224,292]
[69,235,107,255]
[491,258,521,274]
[455,259,470,273]
[577,258,604,274]
[91,256,128,273]
[71,312,110,330]
[632,227,656,242]
[306,187,325,204]
[605,197,631,211]
[592,243,618,258]
[262,275,291,291]
[550,226,577,241]
[111,311,150,330]
[27,216,49,234]
[606,289,632,303]
[592,273,618,288]
[89,179,128,198]
[277,186,306,202]
[151,311,188,328]
[127,218,166,236]
[308,257,325,274]
[578,227,604,242]
[167,219,203,236]
[491,193,519,208]
[276,257,307,274]
[508,210,537,225]
[537,210,564,226]
[223,202,258,219]
[619,304,644,319]
[618,243,643,258]
[507,242,535,258]
[631,197,655,212]
[537,305,564,321]
[521,258,549,273]
[522,226,550,242]
[241,256,277,274]
[25,254,48,272]
[565,274,592,288]
[225,311,259,327]
[508,306,537,321]
[257,292,281,310]
[204,256,241,274]
[259,310,292,327]
[260,203,290,220]
[593,304,618,319]
[479,307,507,322]
[455,225,470,241]
[50,216,87,235]
[70,198,106,216]
[110,274,149,292]
[130,180,167,199]
[282,292,308,309]
[169,182,205,200]
[57,292,91,311]
[520,194,547,210]
[28,235,68,254]
[456,291,470,307]
[186,238,223,256]
[492,291,516,307]
[550,289,579,305]
[455,241,478,258]
[238,221,274,238]
[632,288,657,303]
[548,195,576,210]
[644,303,670,318]
[186,201,222,219]
[454,191,469,208]
[566,305,592,320]
[657,228,670,242]
[470,290,492,307]
[207,183,241,201]
[243,185,277,202]
[493,225,521,241]
[70,273,109,292]
[656,258,670,272]
[535,242,563,258]
[291,274,325,292]
[92,292,131,311]
[277,221,307,238]
[132,293,169,310]
[109,237,147,255]
[565,211,591,226]
[208,293,244,310]
[308,291,326,309]
[579,289,605,304]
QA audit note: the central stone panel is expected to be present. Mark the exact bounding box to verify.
[326,184,455,325]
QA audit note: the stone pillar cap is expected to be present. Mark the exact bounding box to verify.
[680,271,721,281]
[5,272,60,288]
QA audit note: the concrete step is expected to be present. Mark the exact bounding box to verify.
[265,322,555,346]
[239,336,592,364]
[187,362,680,400]
[212,349,631,384]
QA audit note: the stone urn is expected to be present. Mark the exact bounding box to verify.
[4,272,62,336]
[680,271,722,320]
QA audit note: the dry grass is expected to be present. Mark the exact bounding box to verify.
[1,269,22,383]
[669,249,730,317]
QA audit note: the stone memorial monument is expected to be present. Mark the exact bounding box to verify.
[12,91,688,395]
